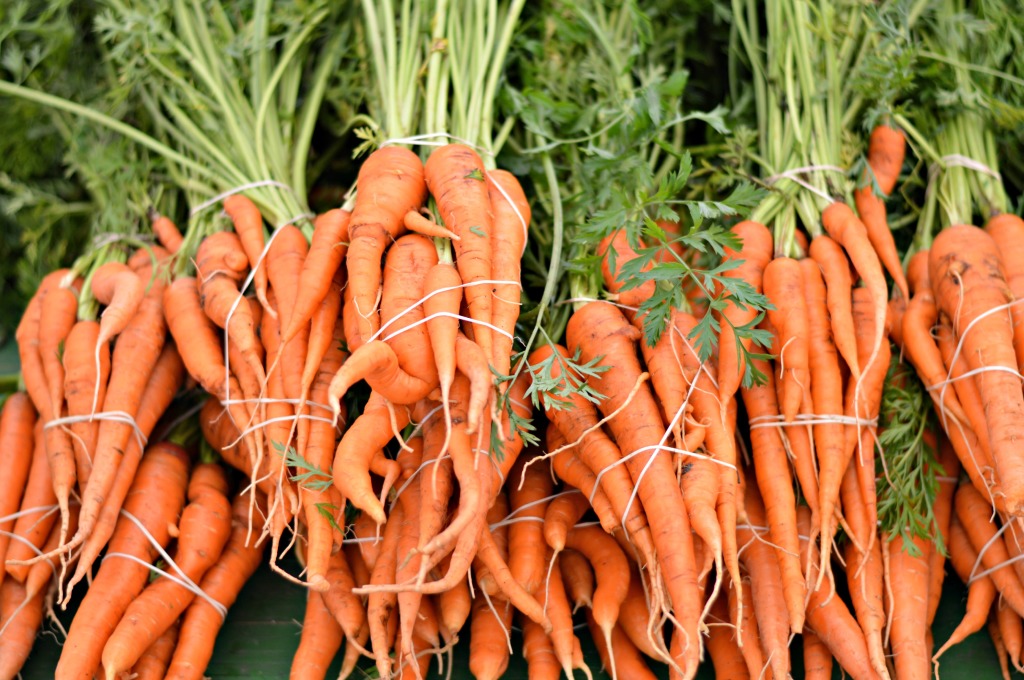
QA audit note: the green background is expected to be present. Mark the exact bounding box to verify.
[1,341,1006,679]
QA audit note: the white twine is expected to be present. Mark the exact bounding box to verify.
[105,509,228,619]
[748,413,879,429]
[939,154,1001,179]
[220,398,333,412]
[0,504,61,526]
[928,364,1024,391]
[389,453,453,511]
[44,410,147,451]
[382,311,514,345]
[967,517,1016,586]
[488,490,580,531]
[189,180,296,218]
[223,413,335,450]
[367,279,522,344]
[380,133,493,156]
[765,165,845,203]
[553,297,640,312]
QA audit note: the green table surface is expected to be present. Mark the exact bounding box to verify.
[1,338,1006,679]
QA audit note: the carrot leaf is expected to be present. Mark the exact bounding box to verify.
[280,443,333,492]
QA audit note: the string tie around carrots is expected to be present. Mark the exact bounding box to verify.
[102,509,228,620]
[43,410,148,451]
[188,179,298,218]
[748,413,879,429]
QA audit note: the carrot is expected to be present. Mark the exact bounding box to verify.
[717,220,773,405]
[706,592,750,680]
[565,524,630,676]
[547,428,618,534]
[425,144,494,360]
[997,601,1024,673]
[4,422,55,583]
[929,437,961,628]
[264,224,310,397]
[803,629,834,680]
[809,235,860,381]
[522,617,561,680]
[23,503,77,606]
[403,209,460,240]
[598,230,655,323]
[55,443,190,680]
[931,224,1024,513]
[763,256,809,422]
[292,589,344,680]
[331,392,410,524]
[422,262,462,452]
[797,507,880,680]
[0,394,35,589]
[740,357,805,633]
[853,124,909,301]
[320,529,368,646]
[381,233,440,382]
[985,213,1024,370]
[618,569,663,661]
[886,529,932,680]
[61,321,110,486]
[528,344,658,570]
[509,454,554,595]
[101,464,232,678]
[541,550,589,678]
[328,340,435,410]
[195,232,248,282]
[164,492,266,680]
[543,491,592,554]
[130,621,180,680]
[588,613,657,680]
[222,195,271,314]
[468,596,513,680]
[990,610,1014,680]
[559,548,595,612]
[822,202,888,399]
[92,261,146,352]
[64,343,184,599]
[415,401,454,552]
[934,513,998,662]
[0,577,45,680]
[839,459,887,679]
[437,553,472,639]
[738,482,791,679]
[152,213,184,254]
[679,453,723,582]
[367,502,404,679]
[935,321,995,463]
[487,169,530,380]
[729,580,764,679]
[282,208,350,346]
[38,281,78,416]
[199,271,267,404]
[346,147,427,347]
[566,301,701,675]
[956,483,1024,618]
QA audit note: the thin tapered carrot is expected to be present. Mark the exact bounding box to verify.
[151,214,183,255]
[347,147,427,347]
[223,195,271,314]
[475,521,552,631]
[265,224,309,399]
[809,235,860,381]
[934,514,997,662]
[928,437,960,628]
[101,464,232,678]
[436,553,472,639]
[61,320,110,486]
[381,234,440,385]
[547,427,618,534]
[91,261,145,350]
[618,569,663,661]
[840,459,887,680]
[4,422,56,583]
[130,621,180,680]
[425,144,494,361]
[331,391,410,524]
[522,617,561,680]
[985,213,1024,370]
[367,502,404,679]
[853,124,909,301]
[738,482,791,679]
[729,580,764,679]
[717,220,774,406]
[509,453,554,596]
[394,438,427,677]
[763,256,809,422]
[560,548,595,612]
[403,210,460,239]
[706,592,750,680]
[199,272,267,405]
[990,610,1014,680]
[543,491,592,554]
[487,169,530,380]
[423,262,462,453]
[468,596,513,680]
[164,492,266,680]
[282,208,350,347]
[803,628,834,680]
[935,321,994,461]
[541,550,589,678]
[567,300,701,677]
[797,508,881,680]
[321,539,369,645]
[55,443,190,680]
[0,577,45,680]
[588,613,657,680]
[0,394,35,589]
[679,451,723,583]
[740,357,805,634]
[886,529,932,680]
[527,344,658,570]
[956,483,1024,618]
[39,281,78,417]
[64,344,184,599]
[931,224,1024,514]
[997,601,1024,674]
[195,231,249,281]
[415,400,453,553]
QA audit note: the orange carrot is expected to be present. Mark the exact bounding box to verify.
[809,235,860,381]
[55,443,190,680]
[0,577,45,680]
[559,548,595,612]
[130,621,179,680]
[282,208,350,346]
[955,483,1024,618]
[886,529,932,680]
[588,613,657,680]
[468,596,513,680]
[61,320,110,486]
[717,220,773,405]
[565,524,630,672]
[425,144,494,360]
[803,629,834,680]
[0,394,35,589]
[985,213,1024,370]
[931,224,1024,514]
[321,547,368,648]
[423,262,462,451]
[763,256,809,422]
[934,514,997,661]
[487,169,530,379]
[367,502,404,679]
[91,261,145,350]
[152,214,184,254]
[522,617,561,680]
[706,592,750,680]
[346,147,427,347]
[164,492,266,680]
[223,195,271,314]
[4,422,55,583]
[509,454,554,596]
